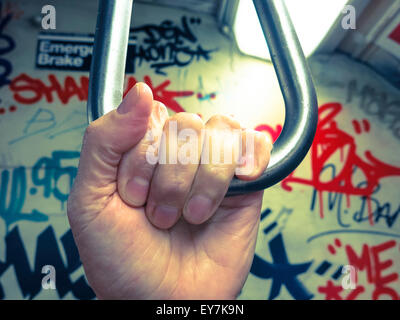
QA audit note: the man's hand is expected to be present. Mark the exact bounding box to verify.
[67,83,272,299]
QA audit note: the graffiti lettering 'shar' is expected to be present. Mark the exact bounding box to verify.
[9,73,192,114]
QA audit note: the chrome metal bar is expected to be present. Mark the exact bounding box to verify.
[87,0,133,122]
[227,0,318,196]
[87,0,318,196]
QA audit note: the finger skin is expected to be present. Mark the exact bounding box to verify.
[146,113,204,229]
[235,129,273,180]
[66,80,274,301]
[117,101,169,207]
[183,115,241,225]
[68,83,153,227]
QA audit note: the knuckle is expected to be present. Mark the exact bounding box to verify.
[207,114,241,129]
[82,120,103,146]
[153,101,169,120]
[84,120,100,139]
[156,177,190,199]
[205,164,233,182]
[163,117,174,129]
[171,112,204,130]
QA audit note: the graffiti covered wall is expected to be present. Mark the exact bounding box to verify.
[0,0,399,299]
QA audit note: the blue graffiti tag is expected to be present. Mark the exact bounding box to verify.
[250,233,314,300]
[0,167,48,231]
[310,164,400,229]
[0,226,95,299]
[0,151,80,230]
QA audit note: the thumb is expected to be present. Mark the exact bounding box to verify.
[69,83,153,212]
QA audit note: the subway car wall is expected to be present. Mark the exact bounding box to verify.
[0,0,399,300]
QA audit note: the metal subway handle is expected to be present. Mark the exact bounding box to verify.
[87,0,318,196]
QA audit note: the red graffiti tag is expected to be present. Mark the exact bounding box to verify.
[255,124,282,143]
[123,75,193,113]
[2,1,24,20]
[318,280,365,300]
[319,239,399,300]
[9,73,89,105]
[9,73,193,114]
[281,102,400,222]
[282,103,400,196]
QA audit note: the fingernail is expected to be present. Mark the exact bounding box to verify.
[259,131,273,151]
[117,83,141,114]
[185,195,213,224]
[125,176,149,205]
[152,205,179,229]
[236,153,255,176]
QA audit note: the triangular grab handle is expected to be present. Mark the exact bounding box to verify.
[87,0,318,196]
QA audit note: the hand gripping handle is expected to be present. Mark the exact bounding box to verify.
[87,0,318,196]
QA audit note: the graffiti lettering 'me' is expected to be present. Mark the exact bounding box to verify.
[318,239,400,300]
[129,16,216,75]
